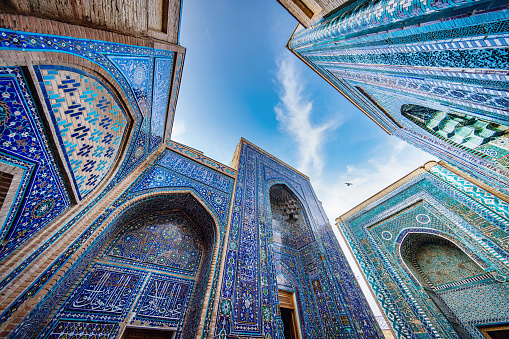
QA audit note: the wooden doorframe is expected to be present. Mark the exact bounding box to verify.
[478,324,509,339]
[278,289,302,339]
[120,326,175,339]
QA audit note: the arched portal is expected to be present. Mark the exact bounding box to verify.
[42,193,218,339]
[399,232,509,338]
[269,184,314,250]
[400,233,485,290]
[269,184,316,339]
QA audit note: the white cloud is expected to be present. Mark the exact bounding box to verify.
[171,121,186,140]
[274,56,341,175]
[315,139,434,222]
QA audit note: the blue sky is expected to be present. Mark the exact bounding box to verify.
[173,0,434,315]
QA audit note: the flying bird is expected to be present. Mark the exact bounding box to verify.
[345,183,353,186]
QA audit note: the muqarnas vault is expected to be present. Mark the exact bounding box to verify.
[283,0,509,195]
[0,4,382,339]
[337,162,509,339]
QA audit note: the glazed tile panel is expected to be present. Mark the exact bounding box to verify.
[150,58,173,152]
[133,273,194,327]
[157,149,233,193]
[107,56,152,118]
[42,263,195,338]
[54,264,147,322]
[0,67,72,262]
[290,0,503,48]
[44,320,118,339]
[35,66,129,199]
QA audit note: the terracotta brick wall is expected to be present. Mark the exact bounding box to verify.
[0,0,181,43]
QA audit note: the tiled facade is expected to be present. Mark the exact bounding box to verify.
[0,9,379,339]
[211,141,381,338]
[337,162,509,339]
[287,0,509,194]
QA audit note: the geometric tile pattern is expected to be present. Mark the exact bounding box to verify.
[0,29,183,325]
[106,56,152,117]
[157,149,233,193]
[104,211,203,276]
[4,132,382,339]
[35,66,129,199]
[429,165,509,223]
[402,105,509,172]
[413,240,485,287]
[438,281,509,328]
[270,184,315,249]
[0,67,72,262]
[288,0,509,193]
[165,53,184,143]
[34,192,217,339]
[166,140,236,177]
[105,55,153,178]
[339,164,509,339]
[132,165,230,227]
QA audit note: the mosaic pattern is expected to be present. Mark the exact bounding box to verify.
[0,67,72,262]
[132,165,230,227]
[438,281,509,327]
[290,0,495,48]
[288,1,509,191]
[32,195,217,339]
[339,164,509,339]
[0,28,182,321]
[6,140,381,339]
[157,149,233,193]
[165,53,184,143]
[414,240,485,287]
[402,104,509,172]
[270,184,315,249]
[107,56,152,117]
[35,66,129,199]
[133,273,194,327]
[166,140,236,177]
[104,211,203,275]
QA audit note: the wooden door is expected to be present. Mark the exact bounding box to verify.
[121,328,173,339]
[278,289,301,339]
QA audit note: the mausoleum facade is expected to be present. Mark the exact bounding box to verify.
[0,3,381,339]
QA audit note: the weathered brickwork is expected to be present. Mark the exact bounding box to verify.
[0,0,181,43]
